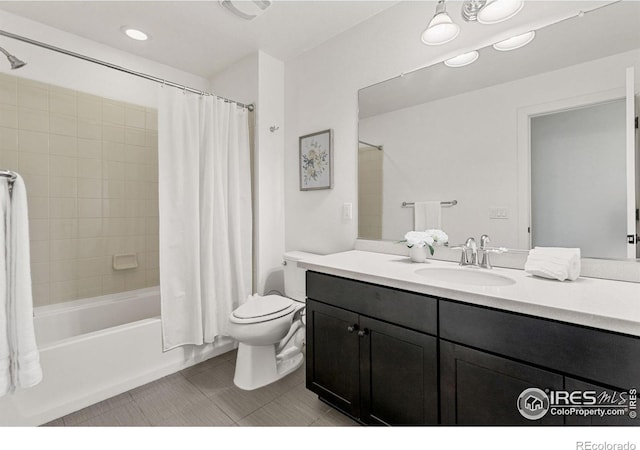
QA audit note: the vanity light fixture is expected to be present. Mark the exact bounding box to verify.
[421,0,460,46]
[121,27,149,41]
[220,0,272,21]
[492,31,535,51]
[424,0,525,46]
[477,0,524,25]
[444,50,479,67]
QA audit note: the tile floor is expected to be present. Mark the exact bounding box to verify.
[43,349,358,427]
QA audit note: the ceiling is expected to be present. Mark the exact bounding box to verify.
[0,0,398,78]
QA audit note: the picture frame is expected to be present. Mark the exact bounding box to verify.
[299,129,333,191]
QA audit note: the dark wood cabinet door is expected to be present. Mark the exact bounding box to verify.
[440,340,564,425]
[306,299,361,419]
[564,378,639,426]
[359,316,438,426]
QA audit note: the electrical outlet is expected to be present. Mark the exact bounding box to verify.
[489,207,509,219]
[343,202,353,220]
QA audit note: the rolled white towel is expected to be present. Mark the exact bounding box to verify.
[534,247,581,280]
[525,247,581,281]
[524,261,570,281]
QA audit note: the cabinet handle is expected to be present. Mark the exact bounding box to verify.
[357,328,369,337]
[347,324,359,333]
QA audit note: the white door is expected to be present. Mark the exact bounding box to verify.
[636,93,640,259]
[626,67,637,259]
[531,99,627,259]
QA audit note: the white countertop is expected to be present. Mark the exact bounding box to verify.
[299,250,640,337]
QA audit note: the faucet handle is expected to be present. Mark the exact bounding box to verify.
[486,246,508,254]
[480,234,490,249]
[459,248,469,266]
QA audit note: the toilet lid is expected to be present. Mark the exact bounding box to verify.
[232,295,295,321]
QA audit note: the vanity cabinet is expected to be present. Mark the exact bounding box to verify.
[305,272,438,425]
[439,299,640,426]
[305,270,640,426]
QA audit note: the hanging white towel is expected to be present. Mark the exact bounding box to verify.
[414,201,441,230]
[0,175,42,397]
[524,247,581,281]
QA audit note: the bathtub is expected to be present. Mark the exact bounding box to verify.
[0,287,235,426]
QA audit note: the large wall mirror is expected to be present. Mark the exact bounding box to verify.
[358,1,640,262]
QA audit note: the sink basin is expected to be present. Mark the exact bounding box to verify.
[415,267,516,287]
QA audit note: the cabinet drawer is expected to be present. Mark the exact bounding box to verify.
[306,272,437,335]
[440,300,640,389]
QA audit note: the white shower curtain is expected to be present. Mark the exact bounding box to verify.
[158,88,252,351]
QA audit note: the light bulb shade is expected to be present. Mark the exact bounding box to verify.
[444,51,479,67]
[421,12,460,45]
[477,0,524,24]
[493,31,535,51]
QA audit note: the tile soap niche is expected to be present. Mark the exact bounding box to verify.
[113,253,138,270]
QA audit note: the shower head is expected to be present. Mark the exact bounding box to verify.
[7,54,26,69]
[0,46,26,70]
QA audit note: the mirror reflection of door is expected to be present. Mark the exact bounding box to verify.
[530,99,629,259]
[358,144,383,240]
[636,94,639,259]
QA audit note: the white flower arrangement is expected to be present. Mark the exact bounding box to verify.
[402,229,449,255]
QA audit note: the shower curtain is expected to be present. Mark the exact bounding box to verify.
[158,88,252,351]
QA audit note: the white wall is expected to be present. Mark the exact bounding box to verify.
[211,51,286,295]
[209,53,258,106]
[283,1,610,254]
[359,49,640,249]
[255,53,285,295]
[0,10,209,107]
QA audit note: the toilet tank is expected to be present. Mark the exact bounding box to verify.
[283,251,317,302]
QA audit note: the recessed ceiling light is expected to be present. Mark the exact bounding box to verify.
[121,27,149,41]
[493,31,535,51]
[444,51,479,68]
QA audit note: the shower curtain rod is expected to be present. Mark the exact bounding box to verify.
[358,140,383,151]
[0,29,254,111]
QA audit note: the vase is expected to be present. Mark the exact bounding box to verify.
[409,246,428,263]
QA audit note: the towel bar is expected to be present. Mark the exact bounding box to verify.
[402,200,458,208]
[0,169,17,195]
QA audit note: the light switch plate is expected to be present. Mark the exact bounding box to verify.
[343,202,353,220]
[489,207,509,219]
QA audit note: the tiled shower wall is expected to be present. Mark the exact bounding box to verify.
[358,146,382,240]
[0,73,159,307]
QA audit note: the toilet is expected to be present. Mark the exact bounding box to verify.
[228,251,315,390]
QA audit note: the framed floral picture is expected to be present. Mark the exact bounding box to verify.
[299,129,333,190]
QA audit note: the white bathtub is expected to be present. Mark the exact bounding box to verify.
[0,287,235,426]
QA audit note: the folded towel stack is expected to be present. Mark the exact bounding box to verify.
[524,247,581,281]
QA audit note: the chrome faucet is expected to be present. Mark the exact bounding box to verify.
[456,234,506,268]
[460,237,477,266]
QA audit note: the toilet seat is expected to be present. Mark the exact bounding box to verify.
[230,295,296,324]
